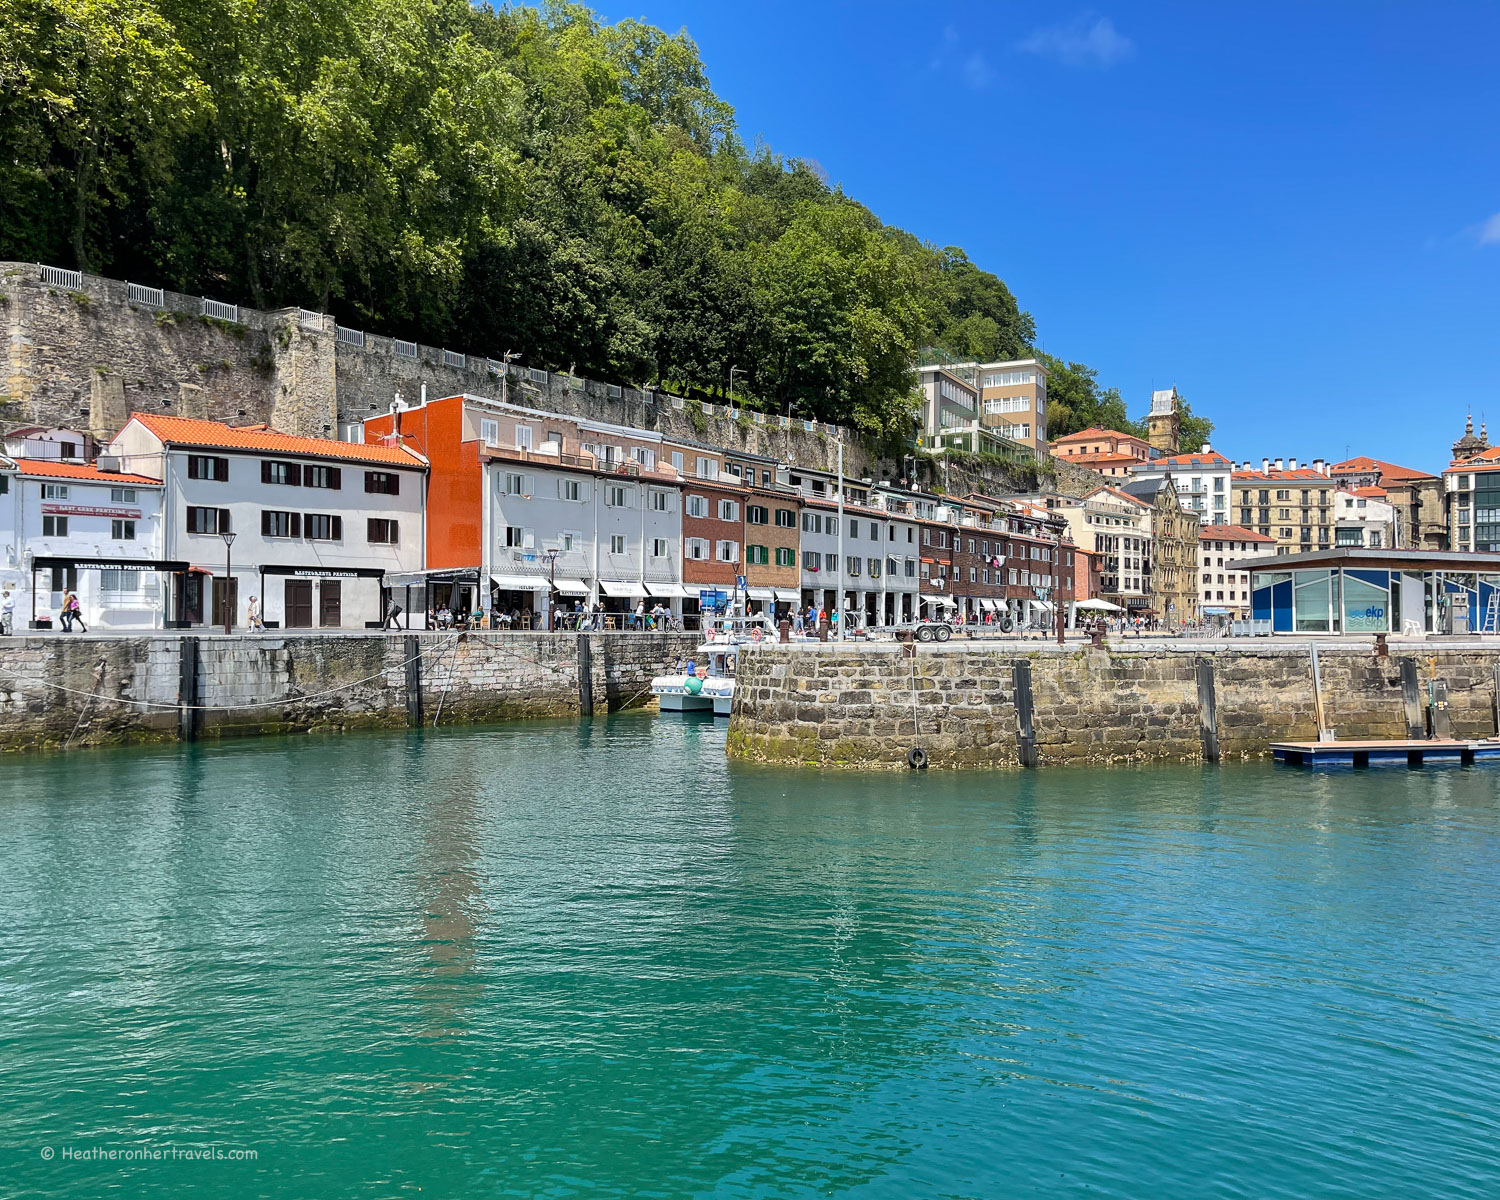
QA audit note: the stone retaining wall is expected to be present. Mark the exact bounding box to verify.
[0,631,697,752]
[726,642,1500,769]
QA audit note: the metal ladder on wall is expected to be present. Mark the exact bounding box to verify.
[1482,588,1499,635]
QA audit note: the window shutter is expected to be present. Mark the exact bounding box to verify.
[291,513,302,538]
[332,515,342,540]
[524,474,536,497]
[260,511,271,536]
[523,529,535,549]
[557,478,566,499]
[219,508,231,533]
[261,461,272,484]
[329,467,341,489]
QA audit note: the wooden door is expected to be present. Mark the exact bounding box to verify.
[285,580,313,629]
[210,577,238,628]
[319,581,342,628]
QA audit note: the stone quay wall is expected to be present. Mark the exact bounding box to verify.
[0,631,697,753]
[726,642,1500,769]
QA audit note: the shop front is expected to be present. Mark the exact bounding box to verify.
[259,565,389,629]
[27,555,187,631]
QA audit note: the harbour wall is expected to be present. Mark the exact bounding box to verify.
[726,642,1500,769]
[0,631,698,752]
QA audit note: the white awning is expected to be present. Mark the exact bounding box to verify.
[774,588,801,602]
[647,582,689,598]
[921,594,957,608]
[980,598,998,612]
[554,578,589,595]
[1032,599,1055,613]
[490,573,547,590]
[599,580,646,598]
[747,587,776,600]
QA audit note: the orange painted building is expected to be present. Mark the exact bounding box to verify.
[365,394,481,569]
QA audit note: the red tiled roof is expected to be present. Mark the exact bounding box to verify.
[1149,450,1232,467]
[1199,523,1275,543]
[1448,445,1500,470]
[1331,456,1437,482]
[13,459,159,485]
[1231,467,1331,482]
[1049,426,1145,444]
[126,413,427,468]
[1350,485,1387,499]
[1071,452,1146,465]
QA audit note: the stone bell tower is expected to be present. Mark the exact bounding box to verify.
[1147,387,1181,455]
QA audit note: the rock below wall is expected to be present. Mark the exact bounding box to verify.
[727,644,1500,769]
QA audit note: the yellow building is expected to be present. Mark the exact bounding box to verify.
[1120,477,1200,626]
[1231,462,1336,556]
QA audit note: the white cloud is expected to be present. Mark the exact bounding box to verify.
[1479,213,1500,245]
[1020,13,1134,69]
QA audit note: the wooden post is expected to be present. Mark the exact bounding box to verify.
[178,637,201,742]
[1196,657,1219,763]
[1013,659,1037,769]
[577,633,594,716]
[1399,659,1424,740]
[403,635,424,727]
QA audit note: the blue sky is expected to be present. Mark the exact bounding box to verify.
[593,1,1500,472]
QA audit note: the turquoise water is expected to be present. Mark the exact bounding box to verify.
[2,716,1499,1199]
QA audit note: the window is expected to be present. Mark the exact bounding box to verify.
[802,511,820,533]
[775,508,796,528]
[650,490,671,513]
[187,506,230,534]
[111,519,136,541]
[848,519,859,539]
[717,499,739,522]
[42,483,68,500]
[686,494,707,518]
[775,547,795,568]
[670,451,684,472]
[609,534,627,554]
[99,569,139,595]
[49,567,77,592]
[869,521,880,540]
[651,538,670,559]
[559,531,580,552]
[802,550,820,570]
[304,465,340,489]
[503,472,536,497]
[747,505,769,525]
[560,478,584,502]
[261,510,300,538]
[696,457,718,480]
[715,540,738,562]
[262,460,302,486]
[368,518,399,544]
[846,557,862,577]
[515,425,533,452]
[301,513,342,542]
[42,514,68,537]
[747,544,769,565]
[187,455,229,481]
[504,526,526,548]
[110,487,137,503]
[905,559,916,577]
[365,471,399,495]
[606,485,629,508]
[632,446,655,470]
[480,419,499,446]
[868,558,881,579]
[686,537,709,560]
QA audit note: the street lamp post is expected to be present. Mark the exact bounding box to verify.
[728,364,736,406]
[221,531,237,634]
[543,549,559,631]
[501,350,521,408]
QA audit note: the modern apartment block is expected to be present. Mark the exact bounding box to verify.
[915,359,1049,459]
[1445,448,1500,553]
[1196,524,1275,619]
[973,358,1049,457]
[1230,459,1337,556]
[1129,447,1233,524]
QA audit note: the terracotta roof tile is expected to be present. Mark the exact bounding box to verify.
[1199,523,1275,542]
[127,413,427,467]
[12,459,160,485]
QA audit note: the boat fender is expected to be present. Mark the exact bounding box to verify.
[907,746,928,770]
[685,675,704,695]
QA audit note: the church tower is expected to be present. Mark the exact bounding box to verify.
[1452,413,1486,461]
[1147,387,1181,455]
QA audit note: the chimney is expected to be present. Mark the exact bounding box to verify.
[1313,458,1325,475]
[1289,457,1298,470]
[1262,457,1270,473]
[1201,442,1211,454]
[1274,458,1284,471]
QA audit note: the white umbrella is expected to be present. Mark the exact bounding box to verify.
[1075,598,1124,612]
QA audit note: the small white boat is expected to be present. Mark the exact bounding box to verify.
[651,614,772,717]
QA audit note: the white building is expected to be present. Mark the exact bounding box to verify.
[108,413,427,629]
[1050,487,1155,612]
[476,403,687,625]
[1196,524,1276,619]
[1129,447,1234,524]
[1334,487,1398,549]
[0,457,169,630]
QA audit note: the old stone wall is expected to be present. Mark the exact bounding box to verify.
[0,631,698,752]
[726,642,1500,769]
[2,261,1100,503]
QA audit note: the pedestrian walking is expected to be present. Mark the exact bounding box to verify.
[383,596,402,630]
[246,594,265,632]
[0,585,13,636]
[62,590,86,633]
